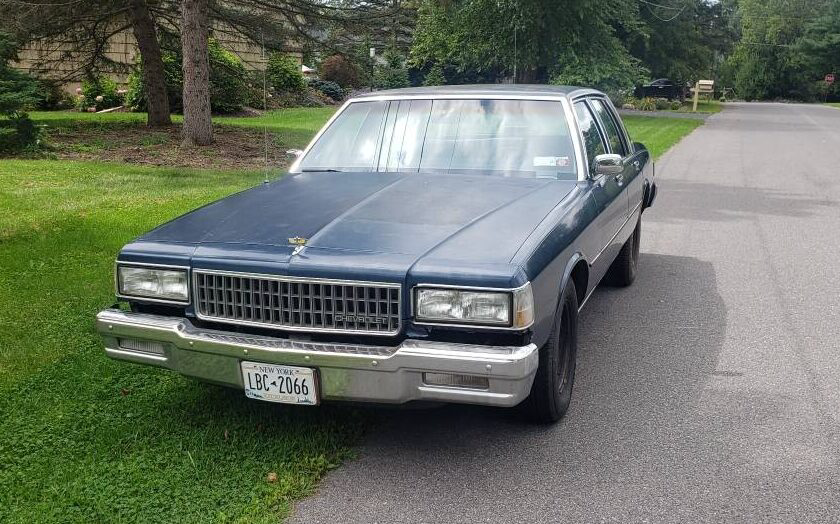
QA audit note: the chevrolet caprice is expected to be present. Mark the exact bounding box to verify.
[96,85,656,423]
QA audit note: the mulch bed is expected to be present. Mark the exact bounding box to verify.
[47,123,292,171]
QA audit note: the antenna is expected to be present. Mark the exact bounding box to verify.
[513,24,517,84]
[261,28,269,185]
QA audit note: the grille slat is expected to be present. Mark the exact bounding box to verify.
[194,271,401,335]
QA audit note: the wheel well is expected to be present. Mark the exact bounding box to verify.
[569,260,588,305]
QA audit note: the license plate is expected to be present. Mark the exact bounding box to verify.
[240,361,318,405]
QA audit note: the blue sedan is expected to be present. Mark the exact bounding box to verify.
[96,85,655,423]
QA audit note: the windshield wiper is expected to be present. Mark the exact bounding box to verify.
[301,168,343,172]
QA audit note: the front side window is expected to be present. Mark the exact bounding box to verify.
[574,101,607,174]
[590,99,627,156]
[299,99,578,179]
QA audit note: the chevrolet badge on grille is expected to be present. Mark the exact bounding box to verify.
[288,236,307,256]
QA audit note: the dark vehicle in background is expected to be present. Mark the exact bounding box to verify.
[96,85,656,424]
[635,78,686,100]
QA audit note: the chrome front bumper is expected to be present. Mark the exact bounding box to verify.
[95,309,539,407]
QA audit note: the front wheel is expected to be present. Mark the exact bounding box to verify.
[522,280,579,424]
[604,217,641,287]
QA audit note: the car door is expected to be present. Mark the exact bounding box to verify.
[590,98,645,219]
[573,99,626,273]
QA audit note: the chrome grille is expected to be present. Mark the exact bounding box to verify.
[193,271,401,335]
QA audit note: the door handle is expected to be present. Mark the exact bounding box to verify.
[615,173,624,185]
[633,161,641,171]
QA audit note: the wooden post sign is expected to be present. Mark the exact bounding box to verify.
[692,80,715,112]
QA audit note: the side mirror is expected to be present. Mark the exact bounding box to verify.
[593,154,624,177]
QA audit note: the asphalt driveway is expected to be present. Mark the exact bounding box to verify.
[290,103,840,523]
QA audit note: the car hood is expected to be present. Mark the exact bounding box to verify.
[127,171,577,285]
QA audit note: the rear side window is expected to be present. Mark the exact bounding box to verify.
[574,101,607,174]
[590,99,627,156]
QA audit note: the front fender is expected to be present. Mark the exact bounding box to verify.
[529,250,588,349]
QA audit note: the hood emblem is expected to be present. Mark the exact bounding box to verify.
[288,236,307,256]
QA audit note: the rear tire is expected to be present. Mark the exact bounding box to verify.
[604,217,641,287]
[522,280,578,424]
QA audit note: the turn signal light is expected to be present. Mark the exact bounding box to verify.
[118,338,166,356]
[423,372,489,390]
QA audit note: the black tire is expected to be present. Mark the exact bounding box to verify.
[604,217,641,287]
[522,280,579,424]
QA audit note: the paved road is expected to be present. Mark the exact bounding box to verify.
[291,103,840,523]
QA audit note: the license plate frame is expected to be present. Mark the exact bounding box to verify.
[240,361,319,405]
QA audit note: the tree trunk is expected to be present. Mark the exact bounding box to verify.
[128,0,171,127]
[180,0,213,146]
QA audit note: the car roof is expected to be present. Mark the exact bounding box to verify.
[352,84,603,100]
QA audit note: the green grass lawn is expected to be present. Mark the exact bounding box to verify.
[0,107,700,522]
[0,160,370,523]
[826,103,840,109]
[623,115,703,159]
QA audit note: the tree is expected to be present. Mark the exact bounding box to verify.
[623,0,737,85]
[409,0,645,88]
[0,33,41,153]
[726,0,832,100]
[128,0,171,125]
[3,0,172,127]
[180,0,213,146]
[2,0,404,128]
[422,63,445,86]
[795,0,840,100]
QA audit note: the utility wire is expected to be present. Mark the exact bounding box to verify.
[642,0,689,22]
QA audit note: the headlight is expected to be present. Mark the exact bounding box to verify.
[414,283,534,328]
[117,265,189,302]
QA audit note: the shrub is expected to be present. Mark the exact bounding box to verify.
[0,32,43,154]
[35,79,72,110]
[422,64,446,86]
[266,53,306,93]
[77,75,123,111]
[208,41,248,113]
[0,113,41,154]
[654,97,671,110]
[270,88,329,109]
[670,100,682,111]
[320,54,361,87]
[125,39,247,114]
[719,96,727,103]
[124,52,182,112]
[373,49,410,90]
[308,79,344,101]
[605,89,627,108]
[637,97,656,111]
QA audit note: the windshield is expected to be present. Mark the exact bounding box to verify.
[299,99,578,179]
